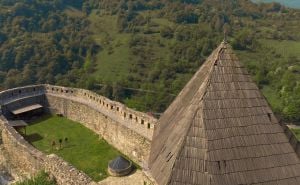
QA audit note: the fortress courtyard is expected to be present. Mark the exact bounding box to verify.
[22,115,123,181]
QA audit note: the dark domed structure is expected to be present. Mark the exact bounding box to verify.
[108,156,133,177]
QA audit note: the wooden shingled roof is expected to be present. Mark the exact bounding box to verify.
[148,42,300,185]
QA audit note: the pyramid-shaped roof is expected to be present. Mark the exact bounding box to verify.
[109,156,131,170]
[148,42,300,185]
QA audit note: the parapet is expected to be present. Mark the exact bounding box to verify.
[0,84,158,184]
[0,84,157,140]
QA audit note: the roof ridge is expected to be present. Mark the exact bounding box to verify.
[149,42,300,185]
[165,44,228,184]
[148,42,227,185]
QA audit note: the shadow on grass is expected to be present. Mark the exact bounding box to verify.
[25,133,43,142]
[27,114,53,126]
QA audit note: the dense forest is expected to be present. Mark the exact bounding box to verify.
[0,0,299,122]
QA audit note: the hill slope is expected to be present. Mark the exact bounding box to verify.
[0,0,299,121]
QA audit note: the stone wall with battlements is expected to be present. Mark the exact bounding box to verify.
[279,122,300,159]
[0,116,94,185]
[0,84,157,184]
[43,84,156,141]
[0,84,156,141]
[45,94,151,165]
[1,84,299,185]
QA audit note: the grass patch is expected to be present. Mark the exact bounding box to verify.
[261,86,283,113]
[87,11,173,83]
[291,128,300,141]
[14,171,56,185]
[88,13,134,82]
[235,39,300,120]
[25,115,121,182]
[260,39,300,58]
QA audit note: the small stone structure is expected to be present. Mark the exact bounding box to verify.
[108,156,133,177]
[0,84,157,185]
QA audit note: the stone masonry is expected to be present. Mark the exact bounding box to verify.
[0,84,157,184]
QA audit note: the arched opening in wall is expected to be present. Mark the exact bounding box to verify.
[66,90,69,93]
[19,90,21,94]
[61,89,63,93]
[147,123,151,129]
[129,114,132,119]
[124,112,126,118]
[52,88,54,91]
[84,93,86,96]
[141,119,144,125]
[111,105,113,110]
[135,117,138,122]
[106,104,109,108]
[71,90,73,93]
[116,107,119,111]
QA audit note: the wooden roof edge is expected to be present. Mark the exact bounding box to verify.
[164,43,229,185]
[149,43,223,164]
[148,42,229,184]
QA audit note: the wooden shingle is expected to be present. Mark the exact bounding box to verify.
[148,42,300,185]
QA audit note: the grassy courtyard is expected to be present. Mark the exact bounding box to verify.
[24,115,121,181]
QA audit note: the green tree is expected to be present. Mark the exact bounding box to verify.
[232,29,256,50]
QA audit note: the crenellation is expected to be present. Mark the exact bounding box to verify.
[43,84,157,138]
[0,85,45,105]
[0,43,300,185]
[0,84,157,184]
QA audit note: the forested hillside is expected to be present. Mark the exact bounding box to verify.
[0,0,299,122]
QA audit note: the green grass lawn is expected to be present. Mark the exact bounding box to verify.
[261,39,300,58]
[88,13,134,82]
[87,11,173,83]
[24,115,121,182]
[261,86,283,113]
[291,129,300,141]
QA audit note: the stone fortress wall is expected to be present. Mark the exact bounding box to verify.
[43,84,156,165]
[0,116,93,185]
[1,84,299,185]
[280,122,300,158]
[0,84,157,185]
